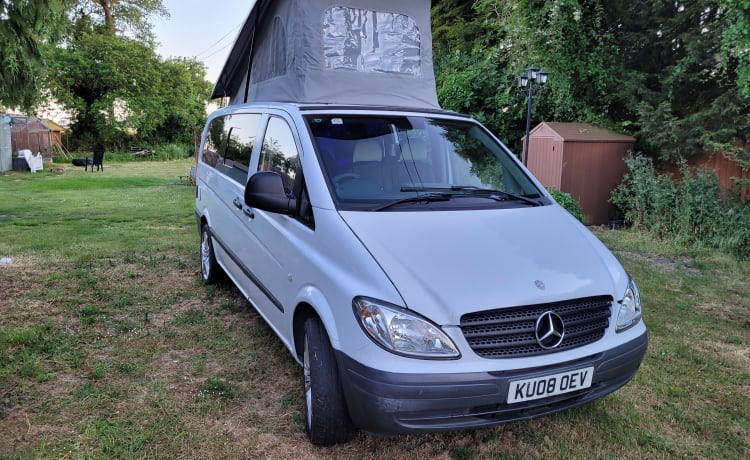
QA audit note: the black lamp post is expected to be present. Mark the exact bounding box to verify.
[518,66,548,166]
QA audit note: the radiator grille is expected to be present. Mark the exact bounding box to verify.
[460,296,612,358]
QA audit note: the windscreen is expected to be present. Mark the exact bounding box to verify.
[306,115,545,211]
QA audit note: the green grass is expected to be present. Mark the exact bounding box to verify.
[1,160,749,459]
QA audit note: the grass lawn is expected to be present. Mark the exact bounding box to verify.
[1,160,748,459]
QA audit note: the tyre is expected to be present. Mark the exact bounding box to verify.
[302,316,356,445]
[200,224,220,284]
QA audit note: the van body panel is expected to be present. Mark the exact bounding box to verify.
[342,317,646,375]
[337,332,648,434]
[338,205,626,325]
[194,102,647,438]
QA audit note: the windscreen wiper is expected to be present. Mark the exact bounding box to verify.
[401,186,542,206]
[372,192,451,211]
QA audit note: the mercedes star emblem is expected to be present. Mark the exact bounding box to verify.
[535,311,565,349]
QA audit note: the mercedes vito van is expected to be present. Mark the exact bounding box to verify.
[194,102,647,445]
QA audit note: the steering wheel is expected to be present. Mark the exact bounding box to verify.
[332,173,360,188]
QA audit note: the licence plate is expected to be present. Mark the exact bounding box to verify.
[507,367,594,404]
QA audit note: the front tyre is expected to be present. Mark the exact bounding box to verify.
[200,224,220,284]
[303,316,355,446]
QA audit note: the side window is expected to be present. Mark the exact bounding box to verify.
[258,117,298,194]
[220,114,262,183]
[202,116,225,168]
[200,114,261,183]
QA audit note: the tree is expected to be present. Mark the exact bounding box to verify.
[152,58,213,144]
[431,0,483,54]
[45,0,212,148]
[721,0,750,98]
[47,32,161,146]
[620,1,750,166]
[432,0,750,167]
[47,33,211,148]
[69,0,168,42]
[432,1,530,153]
[0,0,68,109]
[432,0,617,154]
[472,0,626,128]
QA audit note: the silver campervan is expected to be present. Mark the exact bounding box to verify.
[195,0,647,446]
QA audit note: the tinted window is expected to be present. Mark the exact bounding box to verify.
[202,117,224,168]
[258,117,298,195]
[306,115,544,211]
[201,114,262,183]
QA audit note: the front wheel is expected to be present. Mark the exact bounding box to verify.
[303,316,356,445]
[200,224,220,284]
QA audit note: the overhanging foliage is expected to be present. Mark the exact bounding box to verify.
[431,0,750,167]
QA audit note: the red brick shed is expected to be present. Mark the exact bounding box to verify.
[524,122,635,225]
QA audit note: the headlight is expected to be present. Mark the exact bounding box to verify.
[616,277,642,332]
[353,297,459,359]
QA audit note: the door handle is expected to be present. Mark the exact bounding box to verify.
[243,207,255,219]
[232,197,243,209]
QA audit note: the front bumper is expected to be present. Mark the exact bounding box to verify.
[337,331,647,435]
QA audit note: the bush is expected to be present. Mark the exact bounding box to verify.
[152,143,194,161]
[610,155,676,236]
[611,154,750,258]
[547,188,584,222]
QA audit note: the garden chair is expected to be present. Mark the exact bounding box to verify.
[86,145,104,171]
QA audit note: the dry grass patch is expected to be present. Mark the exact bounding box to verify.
[695,340,750,369]
[694,300,747,323]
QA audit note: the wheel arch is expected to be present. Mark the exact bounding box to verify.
[197,207,212,232]
[293,303,316,362]
[291,293,343,364]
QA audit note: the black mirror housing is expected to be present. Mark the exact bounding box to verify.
[245,171,296,215]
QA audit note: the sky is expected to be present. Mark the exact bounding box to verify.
[152,0,255,84]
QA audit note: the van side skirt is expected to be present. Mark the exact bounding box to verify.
[211,232,285,313]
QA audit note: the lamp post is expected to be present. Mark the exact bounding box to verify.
[518,66,548,166]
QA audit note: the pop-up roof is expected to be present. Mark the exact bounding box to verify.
[212,0,440,109]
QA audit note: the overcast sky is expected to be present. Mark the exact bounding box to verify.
[152,0,255,84]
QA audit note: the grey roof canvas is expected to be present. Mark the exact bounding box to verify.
[212,0,440,109]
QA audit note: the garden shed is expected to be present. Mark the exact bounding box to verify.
[524,122,635,225]
[10,116,55,158]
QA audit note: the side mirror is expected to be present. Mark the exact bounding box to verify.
[244,171,296,215]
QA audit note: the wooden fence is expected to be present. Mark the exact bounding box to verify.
[663,145,750,201]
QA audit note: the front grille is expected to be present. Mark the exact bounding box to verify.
[460,296,612,358]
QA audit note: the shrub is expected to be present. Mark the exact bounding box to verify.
[610,155,676,236]
[611,154,750,258]
[152,143,193,161]
[547,188,584,222]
